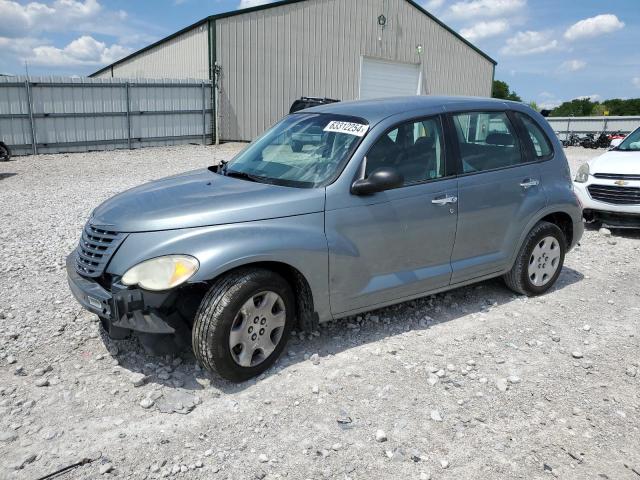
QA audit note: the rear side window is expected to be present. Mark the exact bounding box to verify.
[515,112,553,159]
[452,111,522,174]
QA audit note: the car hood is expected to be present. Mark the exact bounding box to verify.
[90,168,325,232]
[589,150,640,175]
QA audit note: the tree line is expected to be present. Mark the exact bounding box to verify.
[492,80,640,117]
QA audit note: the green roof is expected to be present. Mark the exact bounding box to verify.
[89,0,496,78]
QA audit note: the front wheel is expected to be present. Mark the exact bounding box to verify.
[192,268,294,382]
[503,221,566,296]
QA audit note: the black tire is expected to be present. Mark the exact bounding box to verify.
[0,143,10,162]
[503,221,566,296]
[192,268,294,382]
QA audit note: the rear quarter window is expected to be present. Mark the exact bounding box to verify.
[515,112,553,159]
[451,111,522,174]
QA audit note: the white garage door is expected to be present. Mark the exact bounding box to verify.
[360,57,421,100]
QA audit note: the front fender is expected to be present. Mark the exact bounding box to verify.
[107,213,331,321]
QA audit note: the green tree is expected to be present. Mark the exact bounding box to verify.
[549,98,595,117]
[550,98,640,117]
[602,98,640,116]
[528,100,539,111]
[492,80,522,102]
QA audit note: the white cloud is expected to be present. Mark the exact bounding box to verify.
[500,31,558,56]
[238,0,272,8]
[423,0,445,10]
[539,100,561,110]
[460,20,508,41]
[0,35,131,67]
[0,0,102,38]
[631,77,640,89]
[574,94,601,102]
[447,0,525,20]
[560,59,587,72]
[564,14,624,41]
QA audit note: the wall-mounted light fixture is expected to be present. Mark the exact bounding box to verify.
[416,44,424,55]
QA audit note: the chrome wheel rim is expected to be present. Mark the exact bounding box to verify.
[527,236,561,287]
[229,291,286,368]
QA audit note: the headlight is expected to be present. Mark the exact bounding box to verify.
[121,255,199,291]
[575,163,590,183]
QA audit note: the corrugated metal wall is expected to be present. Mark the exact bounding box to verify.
[216,0,494,140]
[93,25,209,80]
[0,77,213,155]
[547,116,640,139]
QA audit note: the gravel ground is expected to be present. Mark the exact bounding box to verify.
[1,145,639,480]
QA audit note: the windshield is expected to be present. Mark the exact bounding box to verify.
[223,113,369,187]
[616,127,640,151]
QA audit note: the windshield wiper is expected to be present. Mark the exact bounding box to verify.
[224,170,263,183]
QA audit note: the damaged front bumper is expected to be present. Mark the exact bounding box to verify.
[66,254,176,337]
[582,209,640,229]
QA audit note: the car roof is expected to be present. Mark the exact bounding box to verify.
[305,95,517,125]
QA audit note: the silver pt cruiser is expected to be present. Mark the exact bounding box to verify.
[67,96,583,381]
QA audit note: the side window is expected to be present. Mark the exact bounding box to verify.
[515,112,553,159]
[452,111,522,173]
[366,117,446,185]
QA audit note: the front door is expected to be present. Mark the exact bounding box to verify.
[326,116,458,315]
[447,110,548,283]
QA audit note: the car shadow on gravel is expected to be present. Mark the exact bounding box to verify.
[102,266,584,394]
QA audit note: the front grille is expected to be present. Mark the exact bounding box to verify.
[75,224,126,277]
[588,184,640,205]
[593,173,640,181]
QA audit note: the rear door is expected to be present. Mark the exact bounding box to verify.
[447,110,547,283]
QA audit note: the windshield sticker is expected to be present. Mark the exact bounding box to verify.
[323,121,369,137]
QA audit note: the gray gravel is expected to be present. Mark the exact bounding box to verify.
[1,144,639,479]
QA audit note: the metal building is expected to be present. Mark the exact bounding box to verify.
[91,0,496,142]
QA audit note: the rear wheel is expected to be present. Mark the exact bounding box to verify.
[192,268,294,382]
[504,221,566,296]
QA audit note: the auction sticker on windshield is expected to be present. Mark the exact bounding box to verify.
[324,121,369,137]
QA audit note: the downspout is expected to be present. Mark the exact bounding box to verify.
[208,18,220,145]
[490,63,496,98]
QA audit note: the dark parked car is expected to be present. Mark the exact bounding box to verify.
[0,141,10,161]
[289,96,339,114]
[68,96,583,382]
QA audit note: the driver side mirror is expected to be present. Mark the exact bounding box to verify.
[351,167,404,195]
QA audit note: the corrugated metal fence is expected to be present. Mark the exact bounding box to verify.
[0,76,213,156]
[547,116,640,140]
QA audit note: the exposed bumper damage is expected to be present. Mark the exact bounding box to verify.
[66,254,177,338]
[582,209,640,229]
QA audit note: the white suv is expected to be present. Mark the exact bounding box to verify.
[574,126,640,228]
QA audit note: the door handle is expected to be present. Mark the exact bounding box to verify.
[520,178,540,189]
[432,195,458,205]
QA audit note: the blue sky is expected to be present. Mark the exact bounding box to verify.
[0,0,638,108]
